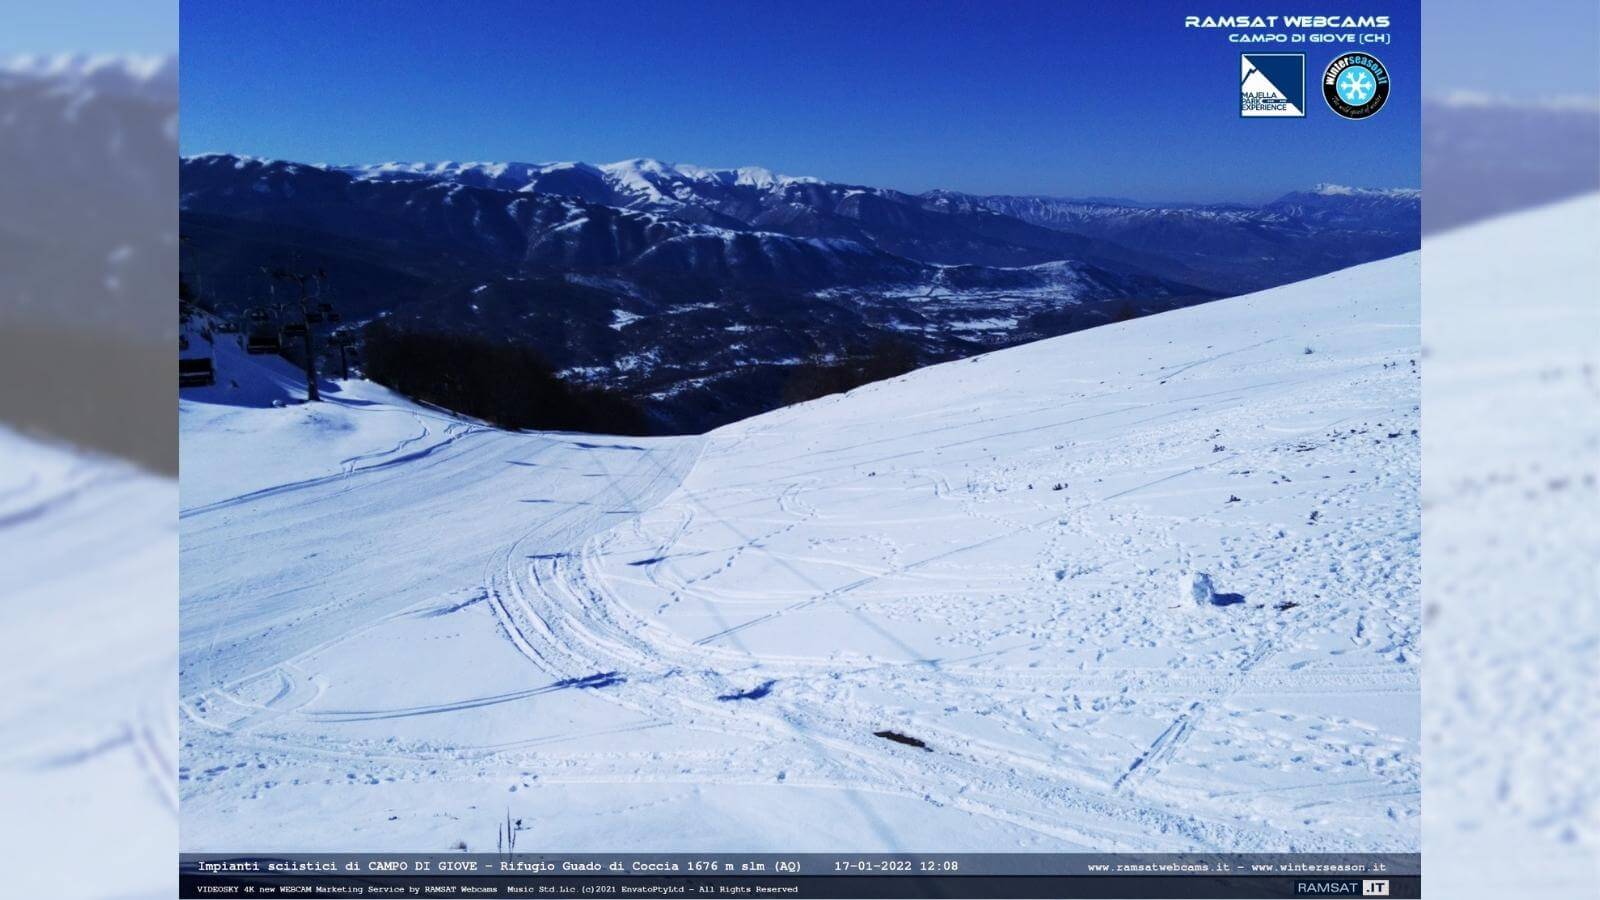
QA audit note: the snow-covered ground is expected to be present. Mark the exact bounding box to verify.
[1419,193,1599,896]
[0,427,176,898]
[579,252,1421,852]
[180,249,1421,853]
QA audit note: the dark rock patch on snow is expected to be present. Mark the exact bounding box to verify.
[717,680,776,702]
[874,730,932,751]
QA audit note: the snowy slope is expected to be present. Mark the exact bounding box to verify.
[180,333,477,510]
[180,252,1418,852]
[584,252,1421,851]
[0,428,176,898]
[1420,193,1599,897]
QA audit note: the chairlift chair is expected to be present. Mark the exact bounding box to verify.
[282,321,308,338]
[179,356,215,387]
[245,331,281,354]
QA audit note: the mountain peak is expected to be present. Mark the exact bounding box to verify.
[600,158,820,191]
[3,52,176,101]
[1309,183,1421,199]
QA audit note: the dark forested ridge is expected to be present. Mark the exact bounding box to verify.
[179,154,1417,434]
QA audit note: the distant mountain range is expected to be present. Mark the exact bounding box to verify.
[1,54,178,472]
[926,185,1420,291]
[1422,93,1600,233]
[3,55,176,339]
[179,152,1418,431]
[314,156,1419,291]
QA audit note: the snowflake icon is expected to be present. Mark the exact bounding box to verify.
[1338,67,1375,104]
[1323,54,1389,118]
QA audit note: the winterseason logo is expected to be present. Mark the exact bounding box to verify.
[1240,53,1306,117]
[1323,52,1390,119]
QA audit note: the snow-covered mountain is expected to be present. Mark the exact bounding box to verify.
[924,184,1420,292]
[341,157,823,210]
[1,53,177,472]
[192,153,1178,275]
[179,154,1213,430]
[334,158,1419,286]
[183,154,967,286]
[1422,93,1599,233]
[1269,184,1422,226]
[180,247,1420,852]
[2,53,176,339]
[338,157,1419,290]
[3,53,176,102]
[178,152,1422,431]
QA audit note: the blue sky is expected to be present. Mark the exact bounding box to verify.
[0,1,175,56]
[176,1,1430,201]
[1425,0,1599,97]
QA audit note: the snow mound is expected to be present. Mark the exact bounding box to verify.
[1180,571,1216,606]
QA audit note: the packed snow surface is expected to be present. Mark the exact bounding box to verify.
[181,253,1419,852]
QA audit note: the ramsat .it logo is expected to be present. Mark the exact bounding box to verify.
[1324,52,1391,119]
[1240,53,1305,117]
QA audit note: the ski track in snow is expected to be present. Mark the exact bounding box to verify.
[180,253,1421,853]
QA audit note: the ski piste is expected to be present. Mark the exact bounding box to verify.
[179,252,1420,853]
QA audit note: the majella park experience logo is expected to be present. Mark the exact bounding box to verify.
[1240,53,1305,117]
[1323,52,1390,119]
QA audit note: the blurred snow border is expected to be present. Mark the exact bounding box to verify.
[0,427,176,899]
[0,1,1592,891]
[1421,193,1600,895]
